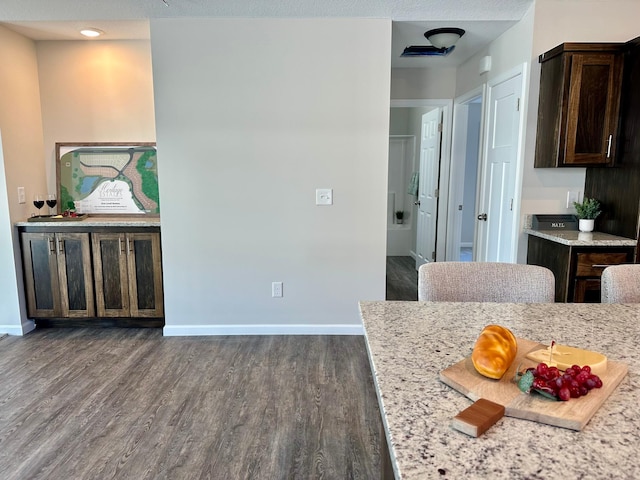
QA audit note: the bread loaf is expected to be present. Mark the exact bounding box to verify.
[471,325,517,379]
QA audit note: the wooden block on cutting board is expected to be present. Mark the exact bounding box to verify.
[440,338,628,431]
[452,398,505,437]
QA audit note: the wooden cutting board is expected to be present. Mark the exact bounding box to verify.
[440,338,628,431]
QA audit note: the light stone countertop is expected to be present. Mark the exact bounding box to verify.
[524,228,637,247]
[15,215,161,227]
[359,301,640,480]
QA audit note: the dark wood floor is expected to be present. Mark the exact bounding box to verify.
[0,329,383,479]
[386,256,418,301]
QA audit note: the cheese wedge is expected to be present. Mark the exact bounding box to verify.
[526,344,607,376]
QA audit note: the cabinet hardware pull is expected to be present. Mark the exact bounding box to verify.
[592,264,612,268]
[119,237,125,255]
[48,237,55,255]
[57,239,64,254]
[127,237,133,255]
[606,134,612,158]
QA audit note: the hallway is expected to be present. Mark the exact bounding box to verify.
[385,256,418,301]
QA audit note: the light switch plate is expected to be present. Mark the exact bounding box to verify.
[316,188,333,206]
[17,187,25,204]
[567,190,580,209]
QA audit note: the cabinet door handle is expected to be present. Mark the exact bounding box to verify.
[57,238,64,254]
[606,134,613,158]
[127,237,132,255]
[592,264,611,268]
[48,237,55,255]
[119,237,125,255]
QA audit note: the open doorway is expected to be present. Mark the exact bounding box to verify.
[447,87,485,262]
[386,100,452,300]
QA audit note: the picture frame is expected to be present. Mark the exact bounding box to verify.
[56,142,159,215]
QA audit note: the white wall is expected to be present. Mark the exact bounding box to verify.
[151,18,390,334]
[0,26,46,335]
[0,36,156,334]
[36,40,156,194]
[391,67,456,99]
[454,2,640,263]
[515,0,640,262]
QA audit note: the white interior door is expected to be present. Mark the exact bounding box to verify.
[476,70,523,262]
[447,90,484,262]
[415,108,441,269]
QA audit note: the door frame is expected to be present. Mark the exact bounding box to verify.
[476,63,528,263]
[446,85,487,261]
[390,99,453,262]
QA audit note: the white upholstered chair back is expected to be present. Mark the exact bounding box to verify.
[418,262,555,303]
[601,264,640,303]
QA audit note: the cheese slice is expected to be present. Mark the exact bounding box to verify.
[525,344,607,376]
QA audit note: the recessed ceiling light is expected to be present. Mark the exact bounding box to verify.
[80,28,104,38]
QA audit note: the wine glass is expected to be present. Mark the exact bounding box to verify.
[33,194,45,217]
[46,193,58,215]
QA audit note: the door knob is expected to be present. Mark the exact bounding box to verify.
[477,213,487,221]
[414,200,421,206]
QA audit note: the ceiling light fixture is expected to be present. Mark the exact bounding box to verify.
[400,27,466,58]
[401,45,456,57]
[80,28,104,38]
[424,28,466,49]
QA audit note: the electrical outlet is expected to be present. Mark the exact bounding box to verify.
[17,187,25,204]
[315,188,333,205]
[272,281,283,298]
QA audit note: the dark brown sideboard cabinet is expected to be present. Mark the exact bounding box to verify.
[19,226,163,325]
[535,43,624,168]
[21,232,95,318]
[92,232,164,318]
[527,235,635,302]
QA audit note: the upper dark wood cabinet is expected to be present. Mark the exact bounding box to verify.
[535,43,624,168]
[585,36,640,255]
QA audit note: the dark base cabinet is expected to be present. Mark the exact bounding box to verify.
[527,235,635,303]
[19,226,163,326]
[92,232,164,318]
[20,232,95,318]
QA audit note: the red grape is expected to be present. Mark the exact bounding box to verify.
[520,362,603,401]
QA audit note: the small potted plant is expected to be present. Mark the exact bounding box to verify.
[573,197,601,232]
[395,210,405,225]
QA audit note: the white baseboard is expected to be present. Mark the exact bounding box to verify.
[0,320,34,336]
[163,323,365,336]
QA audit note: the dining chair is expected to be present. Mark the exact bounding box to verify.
[418,262,555,303]
[601,264,640,303]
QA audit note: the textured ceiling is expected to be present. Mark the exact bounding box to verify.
[0,0,534,68]
[0,0,533,22]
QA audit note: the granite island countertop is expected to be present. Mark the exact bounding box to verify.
[15,215,161,228]
[360,301,640,480]
[524,228,636,247]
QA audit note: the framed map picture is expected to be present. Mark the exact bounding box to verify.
[56,142,159,215]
